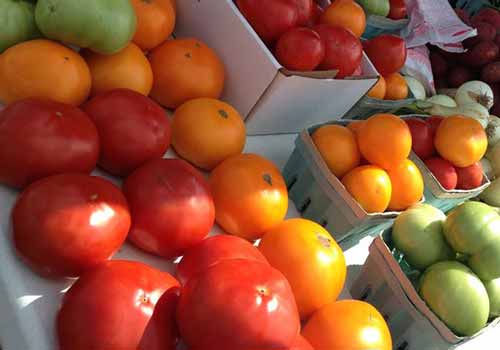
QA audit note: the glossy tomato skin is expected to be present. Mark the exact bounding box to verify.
[177,259,300,350]
[427,115,444,138]
[405,118,435,159]
[0,98,99,188]
[275,27,325,71]
[123,158,215,259]
[187,334,313,350]
[389,0,407,20]
[237,0,298,43]
[13,173,130,278]
[313,24,362,78]
[364,34,407,76]
[83,89,171,176]
[306,2,324,27]
[57,260,180,350]
[176,234,269,285]
[286,0,313,26]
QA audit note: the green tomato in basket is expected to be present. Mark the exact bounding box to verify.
[444,201,500,280]
[484,278,500,318]
[419,261,490,336]
[0,0,40,53]
[392,204,454,271]
[35,0,136,55]
[356,0,390,17]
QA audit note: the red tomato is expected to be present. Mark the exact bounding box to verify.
[57,260,180,350]
[456,162,484,190]
[425,157,458,190]
[286,0,313,26]
[364,34,407,76]
[123,158,215,259]
[187,334,313,350]
[177,259,300,350]
[313,24,362,78]
[389,0,407,20]
[236,0,299,43]
[0,98,99,189]
[83,89,171,177]
[405,118,435,159]
[306,2,324,27]
[13,173,130,278]
[177,234,269,285]
[275,27,325,71]
[426,115,445,138]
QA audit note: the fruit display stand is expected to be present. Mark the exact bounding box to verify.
[0,132,373,350]
[174,0,379,135]
[282,120,401,250]
[350,229,500,350]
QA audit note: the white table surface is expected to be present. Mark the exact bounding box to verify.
[0,133,496,350]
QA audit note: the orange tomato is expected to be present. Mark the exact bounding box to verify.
[210,154,288,241]
[434,115,488,167]
[358,113,412,169]
[149,38,225,109]
[346,120,365,138]
[387,159,424,211]
[259,218,346,319]
[0,39,91,106]
[131,0,176,51]
[172,98,246,170]
[320,0,367,38]
[303,300,392,350]
[367,76,386,99]
[342,165,392,213]
[83,43,153,97]
[384,72,408,100]
[312,125,360,178]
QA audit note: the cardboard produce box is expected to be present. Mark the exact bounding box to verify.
[174,0,379,135]
[351,230,500,350]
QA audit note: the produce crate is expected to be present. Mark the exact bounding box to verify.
[401,115,491,212]
[350,229,500,350]
[342,93,416,120]
[174,0,379,135]
[362,15,409,40]
[282,121,399,250]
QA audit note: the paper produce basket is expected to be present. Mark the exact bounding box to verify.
[350,229,500,350]
[282,120,399,250]
[400,115,491,213]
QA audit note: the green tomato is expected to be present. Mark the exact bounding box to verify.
[484,278,500,318]
[35,0,136,55]
[356,0,390,17]
[392,204,453,270]
[0,0,40,53]
[444,201,500,280]
[419,261,490,336]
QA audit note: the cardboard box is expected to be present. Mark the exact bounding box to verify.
[351,230,500,350]
[174,0,379,135]
[282,120,400,250]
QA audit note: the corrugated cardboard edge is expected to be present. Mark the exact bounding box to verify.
[371,235,500,345]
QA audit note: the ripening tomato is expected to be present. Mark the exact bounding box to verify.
[259,219,346,319]
[405,118,435,159]
[306,2,324,27]
[186,334,313,350]
[176,235,269,285]
[389,0,407,20]
[427,115,444,138]
[0,98,99,189]
[57,260,180,350]
[236,0,299,43]
[303,300,392,350]
[123,158,215,259]
[177,259,300,350]
[364,34,407,76]
[313,24,362,78]
[275,27,325,71]
[286,0,313,26]
[83,89,171,176]
[13,173,130,278]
